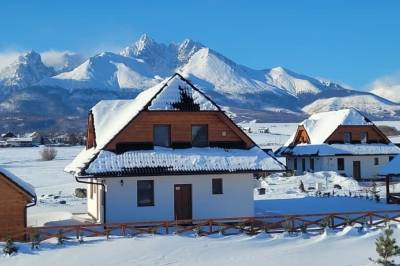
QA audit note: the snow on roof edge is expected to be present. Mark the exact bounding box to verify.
[0,167,36,198]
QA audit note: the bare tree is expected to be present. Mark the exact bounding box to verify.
[40,147,57,161]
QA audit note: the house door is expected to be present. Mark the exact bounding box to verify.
[174,184,192,220]
[353,161,361,180]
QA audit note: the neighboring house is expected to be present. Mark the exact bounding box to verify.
[1,132,16,140]
[65,73,285,224]
[0,167,36,240]
[276,108,400,179]
[24,132,42,146]
[6,137,34,147]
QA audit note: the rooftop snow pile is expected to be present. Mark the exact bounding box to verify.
[0,167,36,198]
[278,143,400,156]
[85,147,284,176]
[285,108,371,146]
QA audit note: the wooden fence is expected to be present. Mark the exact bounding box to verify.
[6,209,400,243]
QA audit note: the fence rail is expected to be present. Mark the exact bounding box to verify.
[5,209,400,243]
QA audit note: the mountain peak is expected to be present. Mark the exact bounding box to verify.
[0,50,54,89]
[17,50,42,64]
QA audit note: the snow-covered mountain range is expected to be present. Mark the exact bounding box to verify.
[0,34,399,132]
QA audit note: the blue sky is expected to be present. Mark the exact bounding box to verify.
[0,0,399,90]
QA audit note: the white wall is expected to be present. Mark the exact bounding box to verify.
[287,155,393,179]
[101,173,254,223]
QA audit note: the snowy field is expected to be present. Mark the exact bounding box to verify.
[1,226,400,266]
[1,121,400,265]
[0,146,86,226]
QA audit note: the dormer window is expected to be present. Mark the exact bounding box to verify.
[153,125,171,147]
[192,125,208,147]
[360,132,368,144]
[344,132,352,144]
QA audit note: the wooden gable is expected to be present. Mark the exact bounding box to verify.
[290,125,311,146]
[325,125,390,144]
[104,110,255,151]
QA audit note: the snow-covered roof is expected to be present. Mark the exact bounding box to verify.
[65,73,282,176]
[379,155,400,176]
[285,108,372,146]
[84,147,285,176]
[0,167,36,199]
[277,143,400,157]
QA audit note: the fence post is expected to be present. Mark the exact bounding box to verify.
[165,222,169,235]
[76,226,80,239]
[208,220,212,234]
[330,215,335,228]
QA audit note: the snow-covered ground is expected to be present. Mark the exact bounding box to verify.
[1,225,400,266]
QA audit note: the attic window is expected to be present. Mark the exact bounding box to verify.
[361,132,368,144]
[170,86,200,111]
[344,132,352,144]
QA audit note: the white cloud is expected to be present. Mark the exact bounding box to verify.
[0,49,85,72]
[41,50,85,71]
[370,71,400,103]
[0,51,22,71]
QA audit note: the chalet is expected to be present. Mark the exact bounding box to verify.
[0,167,36,240]
[276,108,400,180]
[65,73,285,223]
[6,137,35,147]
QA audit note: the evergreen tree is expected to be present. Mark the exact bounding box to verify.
[371,227,400,265]
[3,238,18,255]
[299,180,306,193]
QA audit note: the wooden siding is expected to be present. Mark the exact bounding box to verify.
[105,111,254,150]
[325,125,390,144]
[291,125,311,146]
[0,173,30,240]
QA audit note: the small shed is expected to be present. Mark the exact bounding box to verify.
[379,155,400,203]
[0,167,36,240]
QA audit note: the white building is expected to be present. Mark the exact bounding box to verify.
[65,73,285,223]
[276,108,400,179]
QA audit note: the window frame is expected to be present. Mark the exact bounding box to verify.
[374,157,379,166]
[344,132,352,144]
[301,158,306,172]
[337,158,345,171]
[137,180,155,207]
[360,131,368,144]
[310,158,315,171]
[153,124,171,147]
[294,158,298,170]
[191,124,209,147]
[212,178,223,195]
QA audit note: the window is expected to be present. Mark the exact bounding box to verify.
[212,178,223,194]
[192,125,208,147]
[337,158,345,171]
[137,180,154,207]
[374,157,379,165]
[294,158,298,170]
[361,132,368,144]
[153,125,171,147]
[389,156,395,162]
[344,132,352,143]
[302,158,306,172]
[310,158,315,171]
